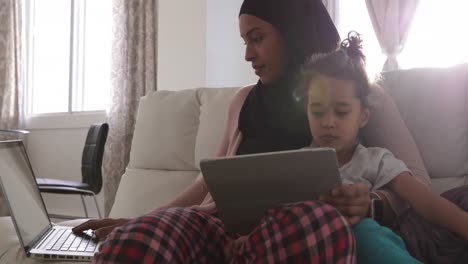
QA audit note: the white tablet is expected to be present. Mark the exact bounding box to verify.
[200,147,341,235]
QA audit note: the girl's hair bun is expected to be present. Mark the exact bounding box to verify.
[340,31,365,61]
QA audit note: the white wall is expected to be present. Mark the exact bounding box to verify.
[205,0,257,88]
[157,0,257,90]
[157,0,207,91]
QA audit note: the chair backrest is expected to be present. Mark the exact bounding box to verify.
[81,123,109,194]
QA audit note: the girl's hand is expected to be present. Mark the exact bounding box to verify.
[320,182,371,225]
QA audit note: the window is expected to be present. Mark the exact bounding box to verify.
[25,0,112,115]
[335,0,386,75]
[399,0,468,69]
[335,0,468,72]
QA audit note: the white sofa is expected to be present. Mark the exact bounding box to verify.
[1,64,467,263]
[110,64,468,218]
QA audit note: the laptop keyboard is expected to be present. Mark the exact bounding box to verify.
[44,229,97,252]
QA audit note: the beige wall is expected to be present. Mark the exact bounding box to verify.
[205,0,256,87]
[158,0,257,91]
[157,0,207,91]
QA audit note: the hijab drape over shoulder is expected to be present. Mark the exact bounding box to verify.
[237,0,340,155]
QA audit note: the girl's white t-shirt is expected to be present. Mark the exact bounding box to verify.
[313,143,411,191]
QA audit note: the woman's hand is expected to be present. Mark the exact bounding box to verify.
[72,218,130,239]
[224,235,249,261]
[191,202,217,214]
[320,182,370,225]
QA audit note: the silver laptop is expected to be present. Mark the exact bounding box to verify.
[200,147,342,235]
[0,140,98,261]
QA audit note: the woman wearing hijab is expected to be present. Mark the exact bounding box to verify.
[75,0,431,262]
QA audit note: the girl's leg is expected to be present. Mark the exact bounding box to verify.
[93,208,231,263]
[234,201,356,264]
[353,218,421,264]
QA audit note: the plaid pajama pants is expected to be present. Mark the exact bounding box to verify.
[93,201,356,263]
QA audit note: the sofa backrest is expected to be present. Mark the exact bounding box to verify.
[130,64,467,193]
[381,64,468,193]
[110,87,239,217]
[128,65,468,193]
[111,65,468,217]
[128,87,239,172]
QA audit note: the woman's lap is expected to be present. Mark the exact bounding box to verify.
[93,207,229,263]
[234,201,355,264]
[93,201,356,264]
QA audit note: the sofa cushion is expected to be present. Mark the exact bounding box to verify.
[194,87,239,169]
[129,89,201,171]
[431,176,468,195]
[109,169,199,218]
[382,64,468,183]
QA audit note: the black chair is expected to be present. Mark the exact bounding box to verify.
[36,123,109,219]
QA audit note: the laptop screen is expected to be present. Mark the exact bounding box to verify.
[0,141,51,250]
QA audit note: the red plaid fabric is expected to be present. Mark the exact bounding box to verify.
[93,201,355,263]
[233,201,355,263]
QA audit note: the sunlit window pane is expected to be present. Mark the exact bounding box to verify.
[399,0,468,69]
[31,0,71,114]
[27,0,112,115]
[336,0,386,75]
[81,0,112,111]
[337,0,468,71]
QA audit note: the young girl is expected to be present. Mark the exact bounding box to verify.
[302,32,468,262]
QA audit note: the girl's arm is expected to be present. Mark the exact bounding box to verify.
[363,88,431,222]
[388,172,468,240]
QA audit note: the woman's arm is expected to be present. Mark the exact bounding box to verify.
[155,176,209,210]
[143,85,257,210]
[389,172,468,240]
[320,182,371,225]
[155,86,256,211]
[157,85,256,208]
[320,184,397,226]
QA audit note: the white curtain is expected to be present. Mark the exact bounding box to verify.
[0,0,23,216]
[0,0,23,136]
[365,0,419,71]
[103,0,158,216]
